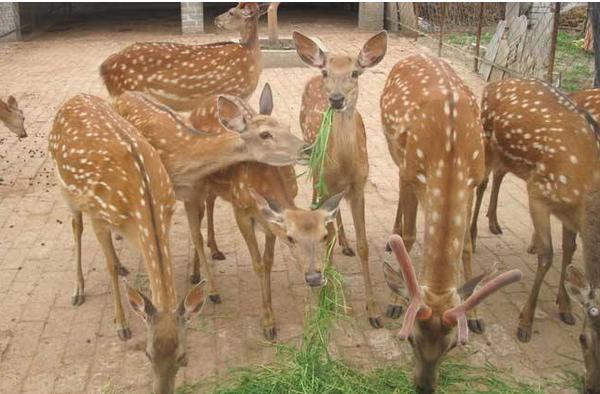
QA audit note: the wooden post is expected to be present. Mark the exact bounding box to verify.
[474,2,484,71]
[592,3,600,87]
[546,2,560,82]
[438,3,446,57]
[268,2,280,48]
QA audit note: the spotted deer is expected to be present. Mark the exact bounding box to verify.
[471,87,600,249]
[470,78,600,343]
[0,95,26,138]
[100,3,264,111]
[112,85,307,304]
[188,90,343,340]
[384,235,521,393]
[48,94,207,394]
[293,30,387,328]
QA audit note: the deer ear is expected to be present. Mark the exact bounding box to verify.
[217,96,247,133]
[565,265,593,307]
[123,280,157,324]
[318,192,344,224]
[7,96,18,109]
[259,83,273,115]
[293,31,326,68]
[249,189,284,225]
[239,2,258,17]
[358,31,387,69]
[178,280,206,321]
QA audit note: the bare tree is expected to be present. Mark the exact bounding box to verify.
[591,3,600,87]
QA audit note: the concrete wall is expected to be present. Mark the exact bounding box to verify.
[359,2,384,30]
[0,2,19,41]
[181,2,203,34]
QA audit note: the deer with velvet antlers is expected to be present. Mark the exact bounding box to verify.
[101,2,265,111]
[48,94,207,394]
[380,54,522,393]
[1,95,26,138]
[293,30,388,328]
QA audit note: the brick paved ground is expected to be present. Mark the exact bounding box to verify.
[0,12,582,394]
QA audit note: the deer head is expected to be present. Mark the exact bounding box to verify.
[216,84,309,166]
[0,96,26,138]
[565,265,600,394]
[384,235,521,393]
[124,280,206,394]
[215,2,262,31]
[293,31,387,112]
[251,190,344,287]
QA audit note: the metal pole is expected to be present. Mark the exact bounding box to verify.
[547,2,561,82]
[438,3,446,57]
[474,3,484,72]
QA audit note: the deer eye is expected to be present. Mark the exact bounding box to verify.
[259,131,272,140]
[287,235,295,244]
[351,70,359,78]
[321,70,328,78]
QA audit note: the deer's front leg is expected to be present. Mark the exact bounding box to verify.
[557,226,576,325]
[386,170,403,252]
[349,190,382,329]
[463,191,484,334]
[185,200,221,303]
[206,192,225,260]
[336,212,355,256]
[470,175,488,252]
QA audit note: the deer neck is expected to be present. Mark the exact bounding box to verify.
[582,177,600,288]
[241,17,259,48]
[328,109,358,163]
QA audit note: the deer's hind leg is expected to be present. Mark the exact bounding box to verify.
[463,191,485,334]
[206,192,226,260]
[336,213,355,256]
[71,211,85,306]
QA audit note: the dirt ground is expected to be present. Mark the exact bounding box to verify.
[0,10,583,394]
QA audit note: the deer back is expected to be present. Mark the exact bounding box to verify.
[381,54,484,292]
[570,88,600,123]
[482,79,600,207]
[48,94,177,309]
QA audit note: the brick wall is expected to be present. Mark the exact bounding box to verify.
[0,2,19,41]
[181,2,204,34]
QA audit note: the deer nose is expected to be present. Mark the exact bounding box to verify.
[329,94,345,109]
[305,271,323,287]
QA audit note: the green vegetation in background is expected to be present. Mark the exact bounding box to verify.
[555,31,594,92]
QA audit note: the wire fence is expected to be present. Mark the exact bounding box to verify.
[386,2,594,92]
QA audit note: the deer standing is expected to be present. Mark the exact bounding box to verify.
[0,95,26,138]
[470,78,600,343]
[48,94,207,394]
[188,91,343,340]
[100,3,264,111]
[293,30,387,328]
[112,86,307,304]
[380,54,521,392]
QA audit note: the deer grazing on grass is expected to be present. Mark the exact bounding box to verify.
[379,54,522,392]
[188,88,344,340]
[100,2,264,111]
[471,87,600,252]
[48,94,207,394]
[0,95,26,138]
[470,78,600,343]
[293,30,387,328]
[112,85,307,304]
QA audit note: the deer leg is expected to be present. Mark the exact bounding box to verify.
[464,191,484,334]
[71,211,85,306]
[91,219,130,341]
[401,180,418,253]
[349,190,382,329]
[527,231,539,255]
[470,176,489,252]
[518,197,552,343]
[336,212,355,256]
[487,168,507,235]
[386,171,403,252]
[185,201,221,303]
[262,231,277,340]
[557,226,577,325]
[234,210,276,340]
[206,192,225,261]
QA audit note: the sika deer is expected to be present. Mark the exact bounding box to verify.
[294,30,387,328]
[471,78,600,343]
[379,55,522,392]
[112,86,307,304]
[100,2,264,111]
[188,90,343,340]
[0,95,26,138]
[48,94,207,394]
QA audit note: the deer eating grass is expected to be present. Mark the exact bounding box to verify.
[48,94,206,394]
[293,30,387,328]
[470,78,600,343]
[189,90,343,340]
[0,95,26,138]
[379,55,522,392]
[101,2,264,111]
[112,85,307,305]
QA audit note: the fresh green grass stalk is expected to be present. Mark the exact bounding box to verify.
[309,107,334,209]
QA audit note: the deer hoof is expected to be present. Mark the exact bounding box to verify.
[117,327,132,341]
[489,221,503,235]
[71,293,85,306]
[117,264,129,277]
[342,247,355,257]
[559,312,576,325]
[209,294,222,304]
[468,319,485,334]
[212,251,226,260]
[516,326,532,343]
[368,316,383,329]
[263,326,277,341]
[386,304,403,319]
[385,242,392,252]
[189,274,202,285]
